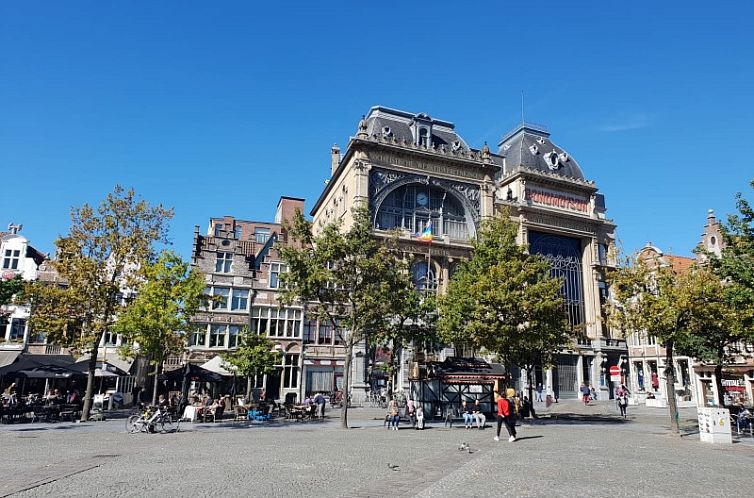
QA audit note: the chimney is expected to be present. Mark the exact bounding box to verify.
[331,144,341,175]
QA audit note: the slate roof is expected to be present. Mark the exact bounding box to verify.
[497,123,585,181]
[363,106,471,151]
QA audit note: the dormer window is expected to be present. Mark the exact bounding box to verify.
[382,126,393,138]
[418,128,429,147]
[2,249,20,270]
[452,140,462,152]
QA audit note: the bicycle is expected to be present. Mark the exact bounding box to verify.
[126,405,181,434]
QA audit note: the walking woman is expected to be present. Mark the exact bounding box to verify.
[493,391,517,442]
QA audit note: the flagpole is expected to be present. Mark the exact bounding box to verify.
[427,238,431,295]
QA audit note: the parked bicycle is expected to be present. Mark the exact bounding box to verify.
[126,405,181,434]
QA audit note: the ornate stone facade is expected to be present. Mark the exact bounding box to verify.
[311,107,621,401]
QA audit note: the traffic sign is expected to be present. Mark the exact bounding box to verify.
[609,365,620,376]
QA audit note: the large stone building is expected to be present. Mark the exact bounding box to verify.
[310,106,621,401]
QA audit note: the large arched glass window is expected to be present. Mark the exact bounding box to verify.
[375,185,469,240]
[411,261,437,293]
[529,231,584,328]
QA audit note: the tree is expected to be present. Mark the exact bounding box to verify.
[25,186,172,421]
[437,214,568,405]
[716,180,754,301]
[674,271,751,407]
[113,250,205,404]
[368,278,438,402]
[279,206,412,429]
[0,275,24,307]
[222,327,281,399]
[607,253,717,434]
[696,179,754,406]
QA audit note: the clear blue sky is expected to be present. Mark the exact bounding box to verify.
[2,1,753,259]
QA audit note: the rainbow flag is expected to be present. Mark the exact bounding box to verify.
[417,221,433,243]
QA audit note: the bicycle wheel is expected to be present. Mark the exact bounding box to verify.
[160,413,177,433]
[126,414,141,434]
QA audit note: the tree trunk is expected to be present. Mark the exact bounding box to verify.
[247,375,253,399]
[80,344,99,422]
[386,342,396,403]
[714,360,725,407]
[340,335,354,429]
[526,366,536,418]
[151,356,163,405]
[664,341,680,434]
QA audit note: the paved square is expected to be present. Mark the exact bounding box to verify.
[1,402,751,497]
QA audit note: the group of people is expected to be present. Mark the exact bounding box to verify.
[386,397,424,430]
[303,392,327,418]
[460,400,486,429]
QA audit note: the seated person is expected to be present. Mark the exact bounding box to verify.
[738,406,752,431]
[210,398,224,419]
[461,400,474,428]
[156,394,170,411]
[473,400,486,429]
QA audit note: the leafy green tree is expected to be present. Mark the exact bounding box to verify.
[438,214,568,405]
[0,275,24,307]
[694,179,754,406]
[222,327,281,399]
[113,250,205,404]
[607,253,720,434]
[716,180,754,302]
[279,206,412,429]
[368,277,438,401]
[674,271,751,407]
[25,186,172,421]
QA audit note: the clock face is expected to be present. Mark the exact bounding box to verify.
[416,193,428,206]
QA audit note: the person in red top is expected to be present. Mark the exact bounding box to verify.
[494,390,517,442]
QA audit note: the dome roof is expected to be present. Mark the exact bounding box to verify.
[497,124,585,181]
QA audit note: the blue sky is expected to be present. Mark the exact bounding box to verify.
[2,1,753,259]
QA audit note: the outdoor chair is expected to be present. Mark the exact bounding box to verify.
[234,405,248,422]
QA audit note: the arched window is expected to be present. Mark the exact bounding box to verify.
[375,185,469,240]
[411,261,437,292]
[529,231,584,328]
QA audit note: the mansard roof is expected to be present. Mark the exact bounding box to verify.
[497,123,585,181]
[363,106,471,151]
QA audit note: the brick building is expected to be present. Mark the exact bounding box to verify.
[188,197,313,403]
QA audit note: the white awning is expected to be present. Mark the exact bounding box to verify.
[200,355,236,376]
[0,351,21,368]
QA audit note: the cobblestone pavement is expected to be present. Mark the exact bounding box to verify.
[1,401,752,497]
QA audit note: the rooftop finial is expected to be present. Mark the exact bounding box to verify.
[357,115,368,138]
[7,223,22,234]
[481,142,491,162]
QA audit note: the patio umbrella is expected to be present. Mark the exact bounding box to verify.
[16,365,87,379]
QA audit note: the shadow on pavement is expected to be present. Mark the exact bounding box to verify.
[532,413,630,425]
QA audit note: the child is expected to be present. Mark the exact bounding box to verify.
[415,406,425,430]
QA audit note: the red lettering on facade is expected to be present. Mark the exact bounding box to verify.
[526,189,588,212]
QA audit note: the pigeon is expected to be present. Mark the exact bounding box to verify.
[387,463,399,471]
[458,442,469,451]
